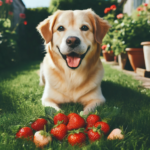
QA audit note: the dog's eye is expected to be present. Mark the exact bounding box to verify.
[81,25,89,31]
[57,26,65,31]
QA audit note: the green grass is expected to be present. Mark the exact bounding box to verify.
[0,61,150,150]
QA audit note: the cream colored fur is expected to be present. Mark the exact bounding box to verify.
[37,9,111,114]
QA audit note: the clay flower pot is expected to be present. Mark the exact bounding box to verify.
[141,42,150,71]
[126,48,145,72]
[102,50,114,61]
[118,53,127,69]
[114,55,118,63]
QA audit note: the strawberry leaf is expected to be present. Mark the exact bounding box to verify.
[45,107,57,118]
[54,110,64,116]
[79,111,88,120]
[46,120,53,132]
[68,128,85,135]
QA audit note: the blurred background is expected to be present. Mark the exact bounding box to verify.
[0,0,150,70]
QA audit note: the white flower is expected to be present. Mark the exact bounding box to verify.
[114,20,118,24]
[122,41,125,44]
[121,23,124,26]
[107,44,110,47]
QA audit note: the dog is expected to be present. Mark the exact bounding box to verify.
[37,9,111,114]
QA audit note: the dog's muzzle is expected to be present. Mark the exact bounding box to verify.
[57,46,90,69]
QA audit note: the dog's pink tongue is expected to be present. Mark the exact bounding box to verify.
[66,56,81,67]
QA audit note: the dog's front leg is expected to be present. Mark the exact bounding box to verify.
[83,99,105,115]
[42,98,60,111]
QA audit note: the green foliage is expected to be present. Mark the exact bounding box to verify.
[112,15,150,55]
[49,0,122,17]
[103,3,150,55]
[18,8,51,61]
[0,19,19,69]
[0,1,19,69]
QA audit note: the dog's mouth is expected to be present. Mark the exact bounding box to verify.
[57,46,90,69]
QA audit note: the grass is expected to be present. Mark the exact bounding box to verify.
[0,60,150,150]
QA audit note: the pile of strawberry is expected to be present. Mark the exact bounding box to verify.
[15,111,124,148]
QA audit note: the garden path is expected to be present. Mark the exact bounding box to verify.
[101,58,150,89]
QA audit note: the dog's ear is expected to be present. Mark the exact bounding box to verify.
[36,11,61,44]
[88,9,111,44]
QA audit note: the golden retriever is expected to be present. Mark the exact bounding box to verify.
[37,9,110,114]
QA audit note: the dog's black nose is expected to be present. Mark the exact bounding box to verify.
[66,36,81,48]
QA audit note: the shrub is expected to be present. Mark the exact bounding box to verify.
[0,0,19,69]
[112,4,150,55]
[18,8,50,61]
[103,3,150,56]
[49,0,122,17]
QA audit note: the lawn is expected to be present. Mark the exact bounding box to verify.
[0,60,150,150]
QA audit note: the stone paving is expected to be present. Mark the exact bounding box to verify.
[101,58,150,89]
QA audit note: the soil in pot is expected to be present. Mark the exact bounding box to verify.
[102,50,114,61]
[126,48,145,72]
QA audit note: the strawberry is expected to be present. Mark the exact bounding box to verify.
[94,121,110,135]
[67,113,77,120]
[86,114,101,129]
[16,127,33,140]
[50,121,67,140]
[34,129,52,148]
[68,129,86,146]
[67,114,85,130]
[54,113,69,125]
[87,126,102,142]
[31,118,47,131]
[107,128,124,140]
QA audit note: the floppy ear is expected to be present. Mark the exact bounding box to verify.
[36,11,61,44]
[94,14,111,44]
[36,17,52,44]
[88,10,111,44]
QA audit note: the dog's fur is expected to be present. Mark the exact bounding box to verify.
[37,9,111,114]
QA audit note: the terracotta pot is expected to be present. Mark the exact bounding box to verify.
[118,53,127,69]
[102,50,114,61]
[141,42,150,71]
[114,55,118,63]
[126,48,145,72]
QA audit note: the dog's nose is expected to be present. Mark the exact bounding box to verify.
[66,36,81,48]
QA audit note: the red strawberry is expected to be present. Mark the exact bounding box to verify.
[86,114,101,128]
[54,113,69,125]
[50,122,67,140]
[31,118,47,131]
[67,114,85,130]
[68,129,86,146]
[67,113,77,120]
[87,126,102,142]
[86,124,93,130]
[94,121,110,135]
[16,127,33,140]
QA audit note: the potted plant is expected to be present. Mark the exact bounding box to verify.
[101,44,114,61]
[124,3,150,72]
[102,4,120,62]
[112,13,150,72]
[111,13,128,69]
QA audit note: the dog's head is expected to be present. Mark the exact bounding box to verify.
[37,9,111,69]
